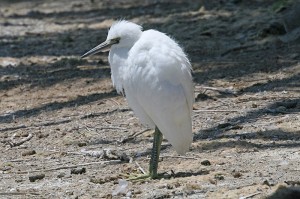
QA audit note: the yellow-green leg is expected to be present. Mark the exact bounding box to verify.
[123,126,163,181]
[149,126,163,179]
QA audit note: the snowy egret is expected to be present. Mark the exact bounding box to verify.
[81,20,194,179]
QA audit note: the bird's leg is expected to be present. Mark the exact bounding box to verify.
[149,126,163,179]
[121,127,163,181]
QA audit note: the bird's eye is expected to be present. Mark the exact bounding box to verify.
[112,37,120,44]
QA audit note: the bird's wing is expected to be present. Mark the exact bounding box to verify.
[125,30,194,154]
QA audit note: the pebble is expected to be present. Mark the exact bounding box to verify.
[71,167,86,175]
[57,172,65,178]
[201,160,211,166]
[232,171,242,178]
[29,173,45,182]
[263,179,275,186]
[78,142,87,147]
[22,149,36,156]
[214,174,225,180]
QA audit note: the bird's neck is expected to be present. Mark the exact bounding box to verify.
[109,47,130,66]
[109,47,130,94]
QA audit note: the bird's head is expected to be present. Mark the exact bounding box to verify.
[81,20,143,58]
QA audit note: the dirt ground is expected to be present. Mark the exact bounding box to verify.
[0,0,300,198]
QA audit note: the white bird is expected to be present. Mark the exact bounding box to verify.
[81,20,194,179]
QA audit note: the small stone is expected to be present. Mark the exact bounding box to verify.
[201,160,211,166]
[15,178,23,183]
[78,142,87,147]
[90,177,106,184]
[232,171,242,178]
[263,179,270,186]
[66,190,74,195]
[263,179,275,186]
[209,178,217,184]
[196,93,210,100]
[252,103,258,108]
[20,132,29,137]
[133,190,142,194]
[57,172,65,178]
[37,132,49,139]
[214,174,225,180]
[29,173,45,182]
[71,167,86,175]
[22,150,36,156]
[158,184,165,189]
[166,183,174,189]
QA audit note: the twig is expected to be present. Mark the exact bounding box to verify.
[4,158,34,163]
[221,43,256,56]
[83,121,92,132]
[0,125,27,133]
[98,126,127,130]
[194,109,239,113]
[239,192,261,199]
[80,108,130,119]
[145,154,199,160]
[0,193,23,196]
[85,124,127,131]
[135,161,146,174]
[0,192,39,196]
[199,86,238,95]
[16,160,121,174]
[80,124,127,131]
[0,119,72,132]
[7,133,33,147]
[119,129,151,143]
[160,155,199,160]
[106,98,121,106]
[129,129,151,138]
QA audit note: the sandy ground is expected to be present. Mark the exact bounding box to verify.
[0,0,300,198]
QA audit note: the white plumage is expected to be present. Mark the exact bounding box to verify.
[82,20,194,156]
[107,21,194,155]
